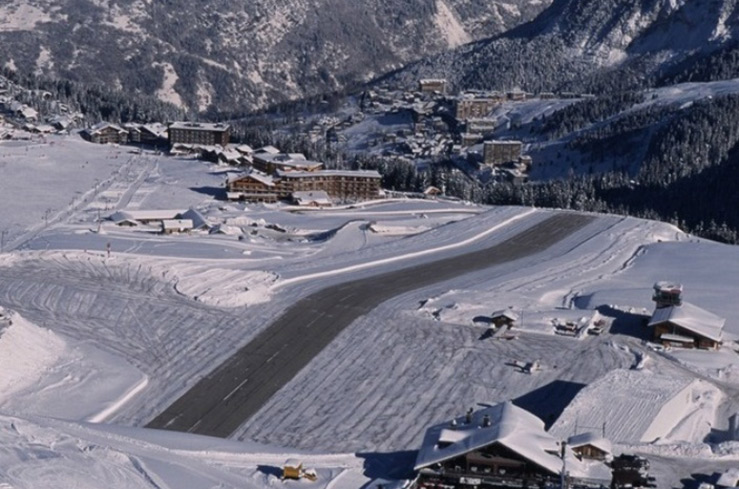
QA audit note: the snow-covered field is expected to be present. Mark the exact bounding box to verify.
[2,134,739,488]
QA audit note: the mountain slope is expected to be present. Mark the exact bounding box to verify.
[0,0,551,113]
[389,0,739,93]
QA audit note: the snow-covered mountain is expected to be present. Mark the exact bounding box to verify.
[390,0,739,93]
[0,0,550,113]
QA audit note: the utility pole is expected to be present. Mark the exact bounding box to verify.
[0,230,7,253]
[560,441,568,489]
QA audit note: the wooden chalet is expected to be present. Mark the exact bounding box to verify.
[226,171,279,203]
[649,301,724,349]
[567,433,612,462]
[491,309,519,329]
[161,219,193,234]
[82,122,129,144]
[139,123,169,146]
[423,186,442,198]
[413,402,611,489]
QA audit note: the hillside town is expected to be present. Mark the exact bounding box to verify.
[0,73,598,197]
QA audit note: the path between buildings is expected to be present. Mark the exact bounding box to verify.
[147,213,595,438]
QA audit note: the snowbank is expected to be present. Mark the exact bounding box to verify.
[0,309,146,422]
[550,369,722,444]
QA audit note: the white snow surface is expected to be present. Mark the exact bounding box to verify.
[0,309,146,423]
[1,134,739,487]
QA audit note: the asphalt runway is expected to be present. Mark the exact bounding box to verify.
[147,212,594,438]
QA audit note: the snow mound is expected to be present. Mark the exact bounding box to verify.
[550,369,721,444]
[0,413,366,489]
[368,222,431,236]
[0,309,146,422]
[173,268,278,307]
[0,310,66,400]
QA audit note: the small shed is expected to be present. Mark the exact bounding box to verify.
[491,309,519,329]
[567,432,612,461]
[423,186,442,198]
[649,301,724,350]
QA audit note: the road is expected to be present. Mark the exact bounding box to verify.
[147,213,595,438]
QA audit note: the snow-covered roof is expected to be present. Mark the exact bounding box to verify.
[284,458,302,468]
[491,309,519,322]
[87,122,127,135]
[255,152,323,170]
[648,301,725,342]
[109,210,184,222]
[209,224,242,235]
[277,169,382,179]
[414,402,608,482]
[415,402,559,473]
[19,106,38,120]
[654,281,683,293]
[487,139,522,146]
[161,219,193,230]
[567,432,612,455]
[228,171,275,187]
[140,123,168,138]
[177,209,209,229]
[293,191,331,206]
[219,150,242,162]
[169,122,230,132]
[255,145,280,154]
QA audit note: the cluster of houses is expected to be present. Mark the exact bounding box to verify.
[108,209,209,234]
[287,78,595,186]
[0,75,81,137]
[80,119,383,206]
[80,120,215,147]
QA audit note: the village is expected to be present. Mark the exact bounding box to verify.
[3,73,739,489]
[0,73,597,200]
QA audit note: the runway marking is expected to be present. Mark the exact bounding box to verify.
[187,419,202,433]
[224,378,249,401]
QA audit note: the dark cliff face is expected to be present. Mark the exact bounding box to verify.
[0,0,550,113]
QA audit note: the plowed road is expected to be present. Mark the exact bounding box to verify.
[147,213,594,437]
